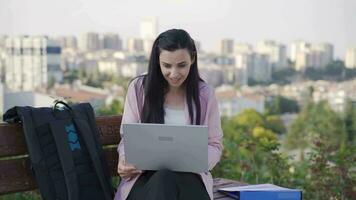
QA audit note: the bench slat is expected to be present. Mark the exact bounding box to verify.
[0,116,122,157]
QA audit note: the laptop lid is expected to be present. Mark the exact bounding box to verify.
[123,123,208,173]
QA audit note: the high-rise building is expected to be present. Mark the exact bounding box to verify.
[0,35,6,49]
[79,32,100,52]
[235,52,271,85]
[61,36,78,49]
[256,40,287,71]
[290,40,311,62]
[220,39,234,55]
[313,43,334,67]
[345,48,356,69]
[102,33,122,50]
[140,17,158,40]
[140,17,158,54]
[127,38,144,53]
[234,43,253,54]
[292,41,334,71]
[4,36,62,91]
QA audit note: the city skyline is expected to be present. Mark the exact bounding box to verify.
[1,0,356,58]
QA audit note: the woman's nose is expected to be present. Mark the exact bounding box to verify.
[169,68,179,78]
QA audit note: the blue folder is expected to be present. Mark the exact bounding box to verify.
[218,184,302,200]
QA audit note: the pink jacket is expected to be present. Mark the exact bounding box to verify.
[114,77,223,200]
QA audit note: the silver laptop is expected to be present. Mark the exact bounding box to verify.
[123,123,208,173]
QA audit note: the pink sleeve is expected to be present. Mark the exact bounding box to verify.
[206,89,224,170]
[117,79,141,159]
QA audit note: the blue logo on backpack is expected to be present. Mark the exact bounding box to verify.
[65,123,81,151]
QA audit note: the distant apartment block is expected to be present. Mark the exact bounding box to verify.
[140,17,158,40]
[215,85,265,117]
[102,33,122,50]
[60,36,78,49]
[4,36,62,91]
[140,17,158,54]
[234,43,253,54]
[79,32,100,52]
[256,40,287,71]
[345,48,356,69]
[199,64,225,87]
[235,52,271,85]
[291,41,334,71]
[220,39,234,55]
[127,38,144,53]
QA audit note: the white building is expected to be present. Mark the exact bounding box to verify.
[121,61,147,78]
[60,36,78,49]
[199,64,225,87]
[256,40,287,71]
[98,59,121,75]
[292,41,334,71]
[290,40,311,62]
[140,17,158,54]
[102,33,122,51]
[127,38,144,53]
[140,17,158,40]
[220,39,234,55]
[4,36,62,91]
[234,43,253,54]
[345,48,356,69]
[79,32,100,52]
[235,52,271,85]
[314,43,333,67]
[215,85,265,117]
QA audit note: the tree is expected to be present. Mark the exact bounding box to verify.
[344,99,356,145]
[96,99,123,116]
[265,96,299,115]
[213,109,292,186]
[265,115,287,135]
[285,101,347,159]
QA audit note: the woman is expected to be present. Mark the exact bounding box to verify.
[115,29,223,200]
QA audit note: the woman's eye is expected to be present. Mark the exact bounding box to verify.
[178,64,186,68]
[163,64,171,68]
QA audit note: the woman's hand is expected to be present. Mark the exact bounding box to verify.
[117,157,142,181]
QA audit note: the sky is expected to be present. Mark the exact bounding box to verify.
[0,0,355,58]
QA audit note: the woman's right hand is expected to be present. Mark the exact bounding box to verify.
[117,157,142,181]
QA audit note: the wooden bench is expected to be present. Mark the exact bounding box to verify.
[0,115,244,199]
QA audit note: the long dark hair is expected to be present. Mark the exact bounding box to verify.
[141,29,203,125]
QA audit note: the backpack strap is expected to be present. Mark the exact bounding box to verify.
[17,107,56,199]
[73,118,113,200]
[50,120,79,200]
[81,103,113,187]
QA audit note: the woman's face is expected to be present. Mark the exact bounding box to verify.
[159,48,194,90]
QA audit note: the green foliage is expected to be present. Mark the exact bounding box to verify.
[344,100,356,145]
[271,67,297,85]
[0,191,41,200]
[214,107,356,199]
[303,60,356,81]
[212,109,292,186]
[303,138,356,200]
[285,101,347,153]
[63,69,80,84]
[265,95,300,115]
[96,99,124,116]
[264,115,287,134]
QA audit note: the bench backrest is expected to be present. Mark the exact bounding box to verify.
[0,115,122,195]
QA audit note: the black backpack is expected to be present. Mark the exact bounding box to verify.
[3,101,115,200]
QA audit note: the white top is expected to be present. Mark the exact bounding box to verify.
[164,107,186,125]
